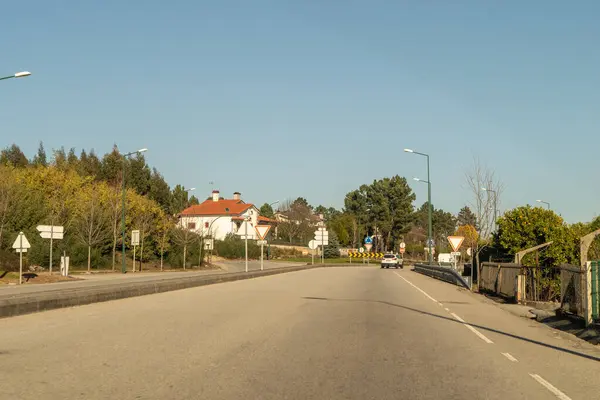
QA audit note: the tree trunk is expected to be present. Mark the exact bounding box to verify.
[183,244,187,270]
[87,245,91,273]
[160,251,164,271]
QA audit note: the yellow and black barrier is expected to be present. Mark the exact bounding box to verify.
[348,252,384,259]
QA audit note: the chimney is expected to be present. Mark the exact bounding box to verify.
[212,190,220,202]
[233,192,241,201]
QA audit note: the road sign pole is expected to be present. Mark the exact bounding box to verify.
[49,224,54,275]
[19,233,23,285]
[321,235,324,264]
[260,243,264,271]
[133,245,136,273]
[245,220,249,273]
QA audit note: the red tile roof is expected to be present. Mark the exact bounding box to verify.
[180,199,253,216]
[258,216,277,224]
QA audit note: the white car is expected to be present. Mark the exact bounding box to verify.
[381,253,403,269]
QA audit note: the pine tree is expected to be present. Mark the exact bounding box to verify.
[32,142,48,167]
[324,231,341,258]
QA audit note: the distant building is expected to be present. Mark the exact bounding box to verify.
[178,190,276,240]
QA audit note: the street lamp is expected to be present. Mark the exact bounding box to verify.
[406,148,433,263]
[121,147,148,274]
[0,71,31,81]
[536,199,550,210]
[481,187,497,231]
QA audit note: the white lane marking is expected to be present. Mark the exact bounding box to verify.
[529,374,572,400]
[502,352,518,362]
[444,307,450,312]
[394,272,438,303]
[395,272,493,344]
[450,312,465,323]
[451,312,494,344]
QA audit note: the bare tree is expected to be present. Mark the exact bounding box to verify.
[157,217,172,271]
[171,216,199,269]
[74,186,110,272]
[464,156,504,269]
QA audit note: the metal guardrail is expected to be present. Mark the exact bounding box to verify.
[413,263,471,289]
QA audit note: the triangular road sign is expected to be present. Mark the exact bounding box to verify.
[447,236,465,252]
[12,232,31,249]
[255,225,272,241]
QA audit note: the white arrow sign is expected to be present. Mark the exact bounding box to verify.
[12,232,31,249]
[40,231,64,239]
[36,225,64,234]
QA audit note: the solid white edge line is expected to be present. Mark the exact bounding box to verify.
[501,352,518,362]
[393,272,438,303]
[451,312,494,344]
[529,374,572,400]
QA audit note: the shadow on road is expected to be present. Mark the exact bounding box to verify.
[302,296,600,363]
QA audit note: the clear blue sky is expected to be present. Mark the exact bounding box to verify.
[2,1,599,223]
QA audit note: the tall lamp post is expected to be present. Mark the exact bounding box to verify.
[481,187,497,231]
[536,199,550,210]
[121,148,148,274]
[0,71,31,82]
[405,148,433,263]
[413,177,433,262]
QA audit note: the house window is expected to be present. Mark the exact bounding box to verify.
[187,222,196,230]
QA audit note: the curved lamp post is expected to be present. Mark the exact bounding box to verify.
[406,148,432,263]
[0,71,31,81]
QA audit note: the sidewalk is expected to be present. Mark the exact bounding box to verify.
[0,269,226,299]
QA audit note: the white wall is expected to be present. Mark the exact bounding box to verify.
[178,206,262,240]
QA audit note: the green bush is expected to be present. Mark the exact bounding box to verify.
[215,233,260,259]
[0,249,20,272]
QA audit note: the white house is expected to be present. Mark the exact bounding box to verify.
[178,190,276,240]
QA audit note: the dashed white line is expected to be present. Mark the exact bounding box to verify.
[393,272,438,303]
[501,352,518,362]
[451,312,494,344]
[529,374,572,400]
[395,272,493,344]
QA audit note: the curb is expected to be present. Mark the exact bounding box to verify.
[0,265,323,319]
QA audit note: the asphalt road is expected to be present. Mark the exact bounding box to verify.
[2,267,600,399]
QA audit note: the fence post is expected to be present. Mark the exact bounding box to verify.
[586,261,594,326]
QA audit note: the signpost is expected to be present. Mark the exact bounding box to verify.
[12,232,31,285]
[308,240,318,265]
[447,236,465,271]
[255,225,272,271]
[132,230,140,272]
[36,225,64,275]
[314,227,329,264]
[399,242,406,256]
[364,236,373,264]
